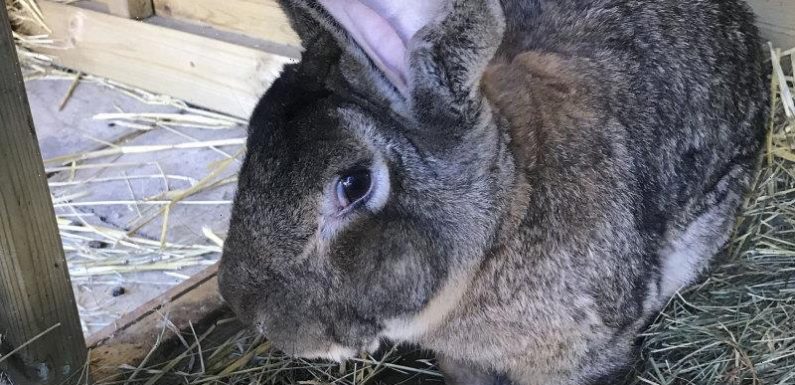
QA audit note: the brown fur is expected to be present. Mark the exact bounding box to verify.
[219,1,768,384]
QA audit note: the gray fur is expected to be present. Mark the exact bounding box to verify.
[218,1,768,384]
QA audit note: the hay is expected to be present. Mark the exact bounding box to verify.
[93,324,442,385]
[6,0,72,73]
[44,138,246,165]
[7,0,246,336]
[628,46,795,385]
[6,1,794,383]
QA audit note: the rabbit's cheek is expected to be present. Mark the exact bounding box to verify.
[380,269,473,343]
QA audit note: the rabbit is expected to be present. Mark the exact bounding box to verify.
[217,0,769,384]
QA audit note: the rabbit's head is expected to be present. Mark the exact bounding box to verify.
[219,0,511,360]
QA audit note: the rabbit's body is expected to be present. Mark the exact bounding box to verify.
[218,1,768,384]
[397,49,760,383]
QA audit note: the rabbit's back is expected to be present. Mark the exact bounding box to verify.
[460,2,768,381]
[504,0,765,219]
[500,0,766,234]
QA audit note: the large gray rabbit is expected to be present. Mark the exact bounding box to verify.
[218,0,768,384]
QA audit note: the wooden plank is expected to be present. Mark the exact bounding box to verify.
[152,0,792,51]
[87,264,227,382]
[33,1,294,118]
[153,0,300,48]
[0,5,87,385]
[749,0,795,49]
[96,0,154,19]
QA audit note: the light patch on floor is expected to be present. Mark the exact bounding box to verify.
[26,77,245,336]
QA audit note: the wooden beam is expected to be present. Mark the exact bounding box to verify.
[96,0,154,19]
[153,0,300,48]
[0,5,87,385]
[33,1,294,118]
[87,264,227,382]
[749,0,795,49]
[152,0,793,51]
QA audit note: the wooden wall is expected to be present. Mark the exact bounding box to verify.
[27,0,795,117]
[749,0,795,49]
[148,0,795,50]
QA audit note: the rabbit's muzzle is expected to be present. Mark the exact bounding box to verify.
[218,239,383,361]
[218,254,331,358]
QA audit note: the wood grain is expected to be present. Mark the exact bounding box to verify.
[153,0,300,48]
[151,0,790,50]
[96,0,154,19]
[33,1,294,118]
[0,5,87,385]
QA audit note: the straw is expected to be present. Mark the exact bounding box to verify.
[9,1,793,383]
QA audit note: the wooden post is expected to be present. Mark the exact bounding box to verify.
[0,4,87,385]
[99,0,154,19]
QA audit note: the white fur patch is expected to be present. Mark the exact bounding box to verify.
[658,207,730,301]
[365,155,391,212]
[301,344,357,362]
[365,338,382,354]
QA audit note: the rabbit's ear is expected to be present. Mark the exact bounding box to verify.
[317,0,446,94]
[281,0,446,96]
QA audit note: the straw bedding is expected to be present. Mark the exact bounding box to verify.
[3,1,795,384]
[6,0,245,335]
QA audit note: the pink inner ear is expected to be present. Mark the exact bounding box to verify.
[318,0,444,95]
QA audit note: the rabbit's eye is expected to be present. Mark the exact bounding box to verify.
[336,169,372,209]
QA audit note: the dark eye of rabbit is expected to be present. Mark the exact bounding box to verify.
[336,169,372,208]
